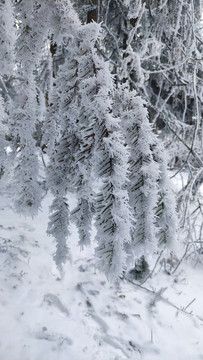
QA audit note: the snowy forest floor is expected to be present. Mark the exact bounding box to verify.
[0,185,203,360]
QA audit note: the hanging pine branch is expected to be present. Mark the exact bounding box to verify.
[0,0,16,78]
[46,2,133,277]
[117,87,160,255]
[0,97,7,175]
[46,0,84,268]
[10,0,52,216]
[74,23,133,279]
[0,0,16,175]
[114,85,178,257]
[154,141,178,248]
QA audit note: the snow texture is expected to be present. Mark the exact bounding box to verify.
[0,184,203,360]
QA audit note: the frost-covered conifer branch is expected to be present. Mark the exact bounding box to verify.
[114,85,178,257]
[0,97,7,173]
[45,52,80,267]
[46,1,94,267]
[0,0,16,174]
[46,6,133,277]
[69,23,133,279]
[10,1,52,216]
[114,87,160,256]
[153,142,178,247]
[0,0,16,77]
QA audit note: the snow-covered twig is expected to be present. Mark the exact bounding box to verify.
[172,243,190,274]
[183,298,196,311]
[125,278,199,319]
[140,250,164,285]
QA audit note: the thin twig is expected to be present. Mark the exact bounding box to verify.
[172,243,190,274]
[125,278,201,320]
[41,150,47,168]
[140,250,164,285]
[184,298,196,311]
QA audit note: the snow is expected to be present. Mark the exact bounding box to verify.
[0,187,203,360]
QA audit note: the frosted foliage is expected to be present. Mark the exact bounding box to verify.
[58,25,102,250]
[0,97,7,168]
[66,24,133,279]
[11,73,42,213]
[41,72,61,157]
[47,23,102,257]
[71,183,94,249]
[46,43,83,262]
[52,0,81,45]
[56,58,80,138]
[124,0,143,19]
[45,2,83,269]
[13,149,42,217]
[114,87,160,255]
[95,179,131,281]
[114,85,178,255]
[71,141,95,250]
[42,108,58,158]
[46,18,133,277]
[0,0,16,76]
[46,131,76,196]
[94,103,132,279]
[46,139,73,269]
[0,0,188,286]
[10,2,51,215]
[11,76,37,142]
[48,196,71,270]
[154,143,178,247]
[15,1,51,71]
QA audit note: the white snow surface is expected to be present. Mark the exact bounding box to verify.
[0,187,203,360]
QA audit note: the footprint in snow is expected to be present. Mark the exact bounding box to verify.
[33,328,73,347]
[43,293,70,317]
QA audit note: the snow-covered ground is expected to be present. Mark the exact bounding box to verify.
[0,187,203,360]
